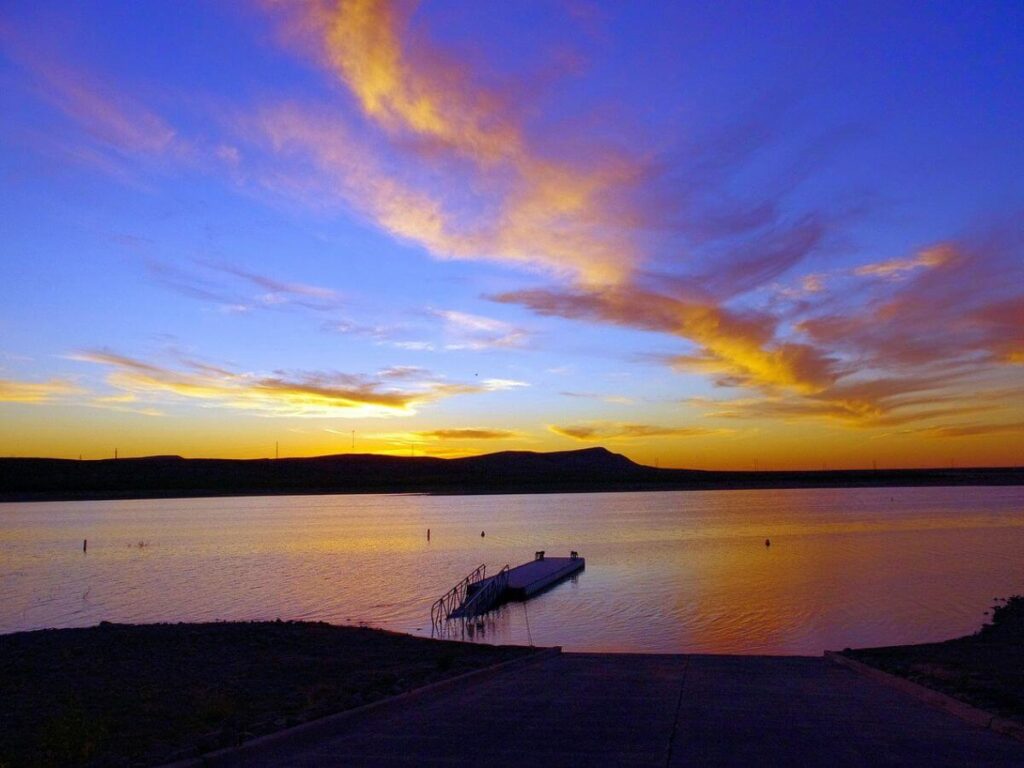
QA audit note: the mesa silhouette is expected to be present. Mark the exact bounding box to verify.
[1,448,1021,502]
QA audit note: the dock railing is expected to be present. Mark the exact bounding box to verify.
[450,564,510,619]
[431,564,487,627]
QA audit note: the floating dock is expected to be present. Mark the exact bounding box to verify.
[474,555,585,600]
[433,552,585,624]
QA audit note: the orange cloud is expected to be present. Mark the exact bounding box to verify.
[313,0,519,161]
[799,239,1022,373]
[703,393,999,428]
[549,422,724,441]
[71,350,496,418]
[915,421,1024,439]
[259,1,641,284]
[413,429,519,440]
[854,245,953,279]
[0,378,82,403]
[496,285,838,393]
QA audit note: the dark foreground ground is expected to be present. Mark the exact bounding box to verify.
[193,653,1024,767]
[3,613,1023,768]
[0,621,535,768]
[844,595,1024,725]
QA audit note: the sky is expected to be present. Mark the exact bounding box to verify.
[0,0,1022,469]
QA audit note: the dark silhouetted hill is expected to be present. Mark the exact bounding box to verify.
[0,447,1020,502]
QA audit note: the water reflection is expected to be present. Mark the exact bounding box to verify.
[1,487,1022,653]
[432,604,518,643]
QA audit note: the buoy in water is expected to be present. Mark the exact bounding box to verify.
[481,530,485,538]
[765,538,771,547]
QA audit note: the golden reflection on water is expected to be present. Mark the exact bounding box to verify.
[1,487,1022,653]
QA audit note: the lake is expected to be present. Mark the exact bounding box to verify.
[2,486,1022,653]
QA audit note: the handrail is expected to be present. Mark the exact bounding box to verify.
[451,564,510,620]
[430,564,486,626]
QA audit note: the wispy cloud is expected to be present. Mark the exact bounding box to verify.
[480,378,529,391]
[0,377,82,403]
[413,428,519,440]
[0,21,190,177]
[853,245,952,280]
[253,1,643,284]
[560,391,635,405]
[70,349,500,418]
[913,421,1024,439]
[376,365,432,380]
[549,422,725,441]
[390,340,436,352]
[502,220,1023,432]
[149,260,342,314]
[433,309,530,351]
[494,285,838,394]
[796,233,1023,374]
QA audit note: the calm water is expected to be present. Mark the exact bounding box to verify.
[2,487,1022,654]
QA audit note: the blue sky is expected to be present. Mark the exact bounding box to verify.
[1,1,1021,467]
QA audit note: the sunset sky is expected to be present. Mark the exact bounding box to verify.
[1,1,1021,469]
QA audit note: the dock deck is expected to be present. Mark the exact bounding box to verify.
[438,553,585,623]
[468,555,585,601]
[503,556,585,599]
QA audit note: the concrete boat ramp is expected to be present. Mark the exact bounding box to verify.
[213,652,1024,767]
[432,552,584,625]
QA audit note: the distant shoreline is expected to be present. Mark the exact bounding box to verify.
[3,475,1024,505]
[1,448,1021,503]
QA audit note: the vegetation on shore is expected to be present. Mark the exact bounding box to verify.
[844,596,1024,723]
[0,621,536,768]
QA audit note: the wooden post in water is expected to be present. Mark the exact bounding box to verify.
[83,539,87,553]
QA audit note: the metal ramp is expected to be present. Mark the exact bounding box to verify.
[450,565,510,619]
[431,563,511,627]
[430,564,489,627]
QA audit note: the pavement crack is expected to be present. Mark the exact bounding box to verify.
[664,657,689,767]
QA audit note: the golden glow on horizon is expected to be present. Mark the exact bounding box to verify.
[2,399,1021,470]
